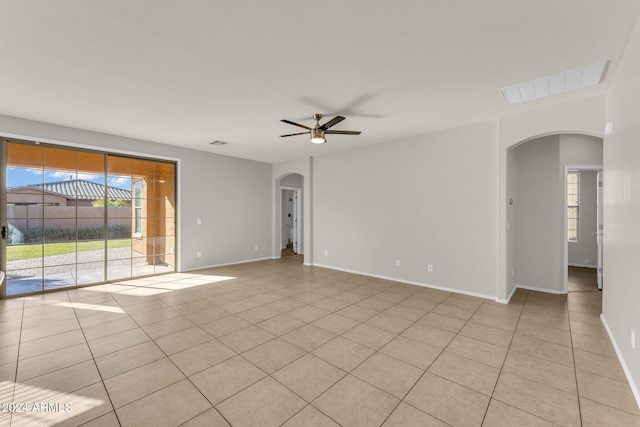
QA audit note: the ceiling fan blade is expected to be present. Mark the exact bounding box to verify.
[320,115,345,130]
[325,130,361,135]
[281,119,311,130]
[280,131,310,137]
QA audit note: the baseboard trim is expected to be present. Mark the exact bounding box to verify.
[600,314,640,410]
[497,283,567,304]
[568,263,597,269]
[180,256,276,272]
[311,263,496,302]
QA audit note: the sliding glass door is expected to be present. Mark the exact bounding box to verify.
[1,139,176,297]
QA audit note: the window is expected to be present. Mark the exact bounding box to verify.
[567,171,580,242]
[134,180,143,235]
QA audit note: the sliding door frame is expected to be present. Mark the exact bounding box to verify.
[0,135,180,299]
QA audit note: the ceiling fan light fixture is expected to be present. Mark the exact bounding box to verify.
[310,128,326,144]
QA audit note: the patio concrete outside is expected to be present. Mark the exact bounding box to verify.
[5,246,173,296]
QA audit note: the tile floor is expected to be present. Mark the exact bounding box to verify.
[1,258,639,426]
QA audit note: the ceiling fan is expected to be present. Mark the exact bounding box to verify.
[280,114,361,144]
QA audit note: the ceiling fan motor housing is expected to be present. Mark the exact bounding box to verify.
[310,128,326,144]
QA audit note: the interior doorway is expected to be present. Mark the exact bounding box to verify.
[281,187,301,256]
[565,166,602,292]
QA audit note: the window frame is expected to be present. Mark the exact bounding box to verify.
[567,171,580,242]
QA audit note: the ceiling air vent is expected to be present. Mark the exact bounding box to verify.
[209,140,231,147]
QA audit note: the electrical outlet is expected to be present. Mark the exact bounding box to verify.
[196,218,202,225]
[632,329,636,350]
[324,250,328,256]
[427,264,433,272]
[395,259,401,267]
[254,244,259,251]
[196,251,202,258]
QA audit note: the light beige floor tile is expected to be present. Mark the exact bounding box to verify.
[459,321,514,348]
[219,298,261,314]
[281,324,336,352]
[470,311,519,332]
[336,304,378,321]
[503,350,577,394]
[576,369,640,415]
[288,306,332,323]
[580,397,640,427]
[129,307,182,326]
[356,297,396,312]
[242,338,305,374]
[236,305,280,324]
[171,299,214,315]
[510,334,574,367]
[256,313,306,336]
[216,377,306,427]
[181,408,230,426]
[117,379,211,427]
[154,326,213,355]
[352,352,423,399]
[312,313,360,335]
[382,402,448,426]
[218,325,275,353]
[365,312,413,334]
[17,329,86,360]
[95,341,165,379]
[201,315,252,337]
[170,340,236,376]
[264,298,306,313]
[17,343,93,381]
[80,411,121,427]
[313,375,399,427]
[19,318,81,343]
[273,353,346,402]
[0,344,18,366]
[418,312,466,333]
[572,333,617,357]
[568,310,602,326]
[140,316,195,339]
[104,357,184,408]
[380,336,441,370]
[428,351,500,396]
[311,297,351,312]
[493,371,580,426]
[0,361,16,382]
[477,302,523,320]
[483,399,557,427]
[569,319,608,339]
[398,298,438,312]
[190,355,265,404]
[292,292,327,304]
[431,303,476,321]
[404,372,490,426]
[342,323,396,350]
[88,328,150,358]
[516,321,572,346]
[11,381,113,427]
[383,305,427,322]
[401,323,455,349]
[82,317,139,341]
[312,336,374,371]
[573,348,627,382]
[446,335,507,369]
[184,306,231,325]
[282,405,340,426]
[19,360,101,396]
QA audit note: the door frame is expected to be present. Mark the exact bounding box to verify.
[281,186,302,254]
[563,164,603,292]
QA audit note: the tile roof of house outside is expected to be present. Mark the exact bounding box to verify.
[13,179,132,201]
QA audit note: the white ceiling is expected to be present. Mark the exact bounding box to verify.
[1,1,639,164]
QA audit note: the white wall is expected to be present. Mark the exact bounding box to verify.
[313,122,499,299]
[603,12,640,407]
[0,115,273,273]
[513,136,563,292]
[568,171,598,267]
